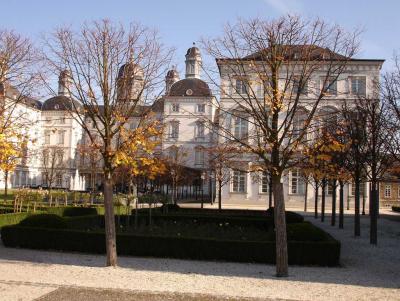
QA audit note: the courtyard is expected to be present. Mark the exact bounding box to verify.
[0,209,398,301]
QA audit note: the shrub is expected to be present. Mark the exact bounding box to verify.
[0,212,32,228]
[46,206,100,217]
[0,224,340,266]
[62,207,98,217]
[19,214,67,229]
[160,203,180,212]
[392,206,400,213]
[266,207,304,224]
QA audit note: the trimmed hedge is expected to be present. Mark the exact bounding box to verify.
[46,206,100,217]
[392,206,400,213]
[0,212,32,228]
[1,225,340,266]
[19,214,67,229]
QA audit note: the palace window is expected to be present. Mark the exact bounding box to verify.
[260,172,269,194]
[194,148,205,166]
[58,130,65,145]
[171,103,180,112]
[232,170,246,193]
[290,169,304,194]
[44,130,51,144]
[169,121,179,139]
[235,79,248,94]
[197,104,205,113]
[195,121,205,138]
[351,182,365,196]
[292,77,308,96]
[234,116,248,140]
[384,184,392,198]
[322,77,337,96]
[351,76,366,96]
[56,174,62,187]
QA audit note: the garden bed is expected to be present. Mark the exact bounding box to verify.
[392,206,400,213]
[1,211,340,266]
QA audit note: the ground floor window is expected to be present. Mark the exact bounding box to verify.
[290,169,304,194]
[231,170,246,193]
[260,171,269,193]
[56,174,62,187]
[384,184,392,198]
[351,182,365,196]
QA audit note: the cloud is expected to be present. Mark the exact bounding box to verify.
[264,0,303,14]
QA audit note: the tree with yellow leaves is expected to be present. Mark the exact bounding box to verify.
[0,125,24,202]
[114,119,166,226]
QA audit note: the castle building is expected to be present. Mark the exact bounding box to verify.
[0,44,393,208]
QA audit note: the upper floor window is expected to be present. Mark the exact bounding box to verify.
[44,130,51,145]
[232,170,246,193]
[169,121,179,139]
[292,113,306,140]
[235,79,248,94]
[290,169,304,194]
[350,76,366,96]
[58,130,65,145]
[234,116,248,140]
[171,103,180,112]
[292,77,308,96]
[194,148,205,166]
[384,184,392,198]
[197,104,205,113]
[322,77,337,96]
[59,116,66,124]
[196,121,205,138]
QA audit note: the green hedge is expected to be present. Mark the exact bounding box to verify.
[0,213,32,228]
[392,206,400,213]
[0,225,340,266]
[19,214,67,229]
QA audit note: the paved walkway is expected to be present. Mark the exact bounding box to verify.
[0,210,398,300]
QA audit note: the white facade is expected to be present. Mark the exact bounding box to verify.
[0,45,385,207]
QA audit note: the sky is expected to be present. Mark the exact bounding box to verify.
[1,0,399,77]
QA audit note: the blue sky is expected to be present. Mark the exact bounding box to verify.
[2,0,398,74]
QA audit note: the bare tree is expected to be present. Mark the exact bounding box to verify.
[42,20,173,266]
[202,16,359,276]
[0,29,39,133]
[206,142,241,211]
[41,146,67,199]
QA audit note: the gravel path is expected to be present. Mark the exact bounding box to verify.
[0,212,398,300]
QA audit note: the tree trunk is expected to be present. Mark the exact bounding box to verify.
[331,179,337,226]
[339,181,344,229]
[218,179,222,212]
[103,170,117,267]
[4,171,8,202]
[370,181,378,245]
[321,178,326,222]
[304,179,308,212]
[269,171,273,208]
[354,177,361,237]
[314,180,318,219]
[272,174,288,277]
